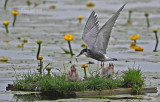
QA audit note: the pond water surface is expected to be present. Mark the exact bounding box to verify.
[0,0,160,101]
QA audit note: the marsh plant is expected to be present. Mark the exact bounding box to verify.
[38,56,43,74]
[4,0,8,10]
[3,21,9,33]
[13,68,144,94]
[153,29,159,52]
[81,64,88,78]
[12,10,18,27]
[130,34,139,43]
[63,34,74,57]
[127,10,132,25]
[122,68,144,93]
[36,40,42,60]
[14,73,122,92]
[144,13,150,28]
[78,16,83,23]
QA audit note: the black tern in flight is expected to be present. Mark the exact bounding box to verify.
[76,4,126,68]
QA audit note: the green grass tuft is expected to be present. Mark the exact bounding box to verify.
[122,68,144,92]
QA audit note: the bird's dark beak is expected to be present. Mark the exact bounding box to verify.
[112,58,118,61]
[75,53,81,62]
[75,49,85,62]
[76,53,81,58]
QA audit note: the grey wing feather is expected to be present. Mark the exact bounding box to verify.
[82,11,99,49]
[93,4,126,54]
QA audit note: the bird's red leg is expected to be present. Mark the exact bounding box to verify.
[103,62,104,68]
[101,62,103,68]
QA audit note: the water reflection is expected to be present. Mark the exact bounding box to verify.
[13,92,76,101]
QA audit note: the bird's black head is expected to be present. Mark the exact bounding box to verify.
[76,48,90,58]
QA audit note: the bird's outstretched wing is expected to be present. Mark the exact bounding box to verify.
[93,4,126,54]
[82,11,99,49]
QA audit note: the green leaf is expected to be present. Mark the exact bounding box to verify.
[61,47,71,54]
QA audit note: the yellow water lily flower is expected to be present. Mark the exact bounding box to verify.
[3,41,8,44]
[144,13,149,17]
[78,16,83,20]
[153,29,158,33]
[46,67,51,71]
[130,45,137,49]
[0,57,8,62]
[3,21,9,26]
[12,10,18,15]
[81,43,87,48]
[134,46,143,51]
[27,0,31,6]
[17,44,22,48]
[37,40,42,44]
[50,5,56,9]
[22,39,28,43]
[17,44,24,48]
[86,2,95,7]
[35,3,40,6]
[64,34,74,41]
[81,64,88,68]
[130,34,139,40]
[38,56,43,60]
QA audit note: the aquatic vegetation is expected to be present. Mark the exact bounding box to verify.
[130,43,136,49]
[86,2,95,7]
[127,10,132,25]
[61,47,72,54]
[122,68,144,93]
[46,67,51,76]
[49,5,56,9]
[17,44,24,48]
[26,0,31,6]
[86,76,122,90]
[144,13,150,28]
[81,64,88,78]
[20,39,28,43]
[0,57,8,62]
[4,0,8,10]
[3,41,8,44]
[13,66,147,96]
[130,44,143,52]
[3,21,9,33]
[38,56,43,74]
[64,34,74,41]
[134,46,143,51]
[36,40,42,60]
[12,10,18,27]
[34,3,40,7]
[13,73,122,92]
[130,34,139,43]
[153,29,159,52]
[78,16,83,23]
[64,34,74,56]
[81,43,87,48]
